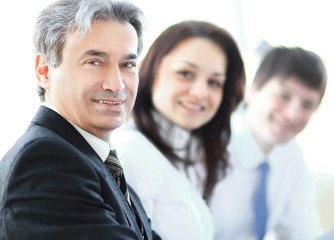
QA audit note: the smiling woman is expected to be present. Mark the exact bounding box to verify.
[110,20,246,240]
[151,37,227,131]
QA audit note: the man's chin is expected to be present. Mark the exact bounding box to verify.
[274,134,294,144]
[269,129,293,144]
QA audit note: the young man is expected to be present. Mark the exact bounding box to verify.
[211,46,327,240]
[0,0,160,239]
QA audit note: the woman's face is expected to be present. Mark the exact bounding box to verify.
[152,37,227,130]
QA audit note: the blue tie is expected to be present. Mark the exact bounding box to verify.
[253,161,270,240]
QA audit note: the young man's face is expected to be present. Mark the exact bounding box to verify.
[36,20,139,141]
[245,76,322,153]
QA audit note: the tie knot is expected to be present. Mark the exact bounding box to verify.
[104,150,131,204]
[109,149,118,158]
[106,149,120,162]
[105,150,122,174]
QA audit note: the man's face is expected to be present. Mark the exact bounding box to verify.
[246,76,321,153]
[36,20,139,141]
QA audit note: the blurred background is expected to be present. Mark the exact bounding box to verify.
[1,0,333,230]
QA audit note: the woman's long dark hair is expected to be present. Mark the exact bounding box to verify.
[133,21,245,201]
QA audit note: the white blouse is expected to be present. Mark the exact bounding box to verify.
[111,117,214,240]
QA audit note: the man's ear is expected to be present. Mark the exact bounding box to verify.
[35,54,51,89]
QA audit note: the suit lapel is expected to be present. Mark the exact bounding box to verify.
[32,106,145,237]
[32,106,95,156]
[129,186,152,239]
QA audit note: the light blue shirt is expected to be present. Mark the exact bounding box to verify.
[210,106,322,240]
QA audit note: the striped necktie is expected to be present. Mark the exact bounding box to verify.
[253,161,270,240]
[105,150,130,204]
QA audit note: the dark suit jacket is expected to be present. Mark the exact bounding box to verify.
[0,106,159,240]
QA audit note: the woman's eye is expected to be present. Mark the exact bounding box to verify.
[209,79,222,88]
[178,71,193,79]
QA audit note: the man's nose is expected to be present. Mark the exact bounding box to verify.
[284,100,303,122]
[102,66,125,92]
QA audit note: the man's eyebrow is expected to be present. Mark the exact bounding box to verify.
[79,49,109,60]
[86,49,109,57]
[79,49,137,61]
[121,53,138,61]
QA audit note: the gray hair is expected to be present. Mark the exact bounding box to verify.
[34,0,145,101]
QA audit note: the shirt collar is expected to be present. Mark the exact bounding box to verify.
[229,105,267,169]
[230,104,295,169]
[153,110,192,150]
[41,103,110,162]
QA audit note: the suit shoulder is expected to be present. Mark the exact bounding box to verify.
[1,123,102,187]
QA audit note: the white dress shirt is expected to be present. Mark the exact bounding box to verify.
[41,103,110,161]
[210,107,323,240]
[111,117,214,240]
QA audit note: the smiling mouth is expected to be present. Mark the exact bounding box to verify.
[181,102,204,111]
[98,100,122,105]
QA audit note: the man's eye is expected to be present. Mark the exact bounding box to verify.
[303,101,317,111]
[122,62,136,69]
[86,60,101,66]
[126,62,135,68]
[278,92,290,100]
